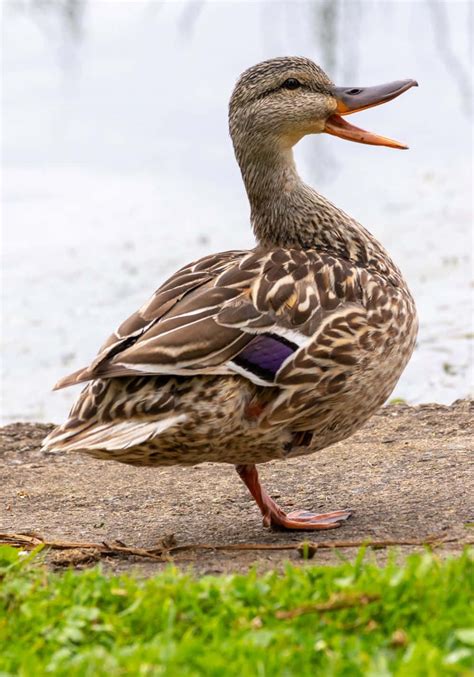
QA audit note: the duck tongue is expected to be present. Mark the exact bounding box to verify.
[324,79,418,149]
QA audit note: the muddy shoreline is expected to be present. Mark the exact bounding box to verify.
[1,400,472,573]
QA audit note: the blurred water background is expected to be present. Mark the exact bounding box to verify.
[1,0,473,424]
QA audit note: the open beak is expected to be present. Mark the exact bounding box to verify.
[325,79,418,149]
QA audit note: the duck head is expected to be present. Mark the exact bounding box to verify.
[229,56,417,154]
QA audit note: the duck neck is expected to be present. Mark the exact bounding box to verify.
[234,140,392,272]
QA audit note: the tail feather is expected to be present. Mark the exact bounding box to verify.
[42,414,187,452]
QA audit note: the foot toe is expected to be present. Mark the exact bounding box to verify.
[286,509,352,524]
[270,508,352,531]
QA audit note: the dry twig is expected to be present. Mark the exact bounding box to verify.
[275,593,380,619]
[0,531,468,565]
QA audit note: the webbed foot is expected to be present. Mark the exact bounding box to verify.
[267,507,351,530]
[235,464,351,531]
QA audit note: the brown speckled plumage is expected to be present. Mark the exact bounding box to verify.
[43,57,418,530]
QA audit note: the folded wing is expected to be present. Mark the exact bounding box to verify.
[54,247,365,390]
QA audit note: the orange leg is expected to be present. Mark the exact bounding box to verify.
[235,464,351,530]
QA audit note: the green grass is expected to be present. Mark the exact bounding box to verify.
[0,546,472,676]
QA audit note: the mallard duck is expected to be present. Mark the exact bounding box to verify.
[43,57,418,530]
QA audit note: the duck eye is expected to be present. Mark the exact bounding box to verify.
[282,78,301,90]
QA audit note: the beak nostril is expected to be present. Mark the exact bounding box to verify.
[346,88,362,95]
